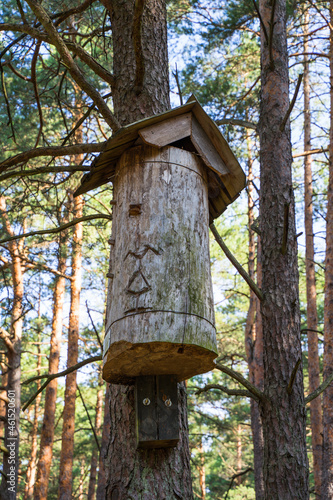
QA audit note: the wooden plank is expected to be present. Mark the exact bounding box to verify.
[135,376,158,448]
[190,116,229,177]
[138,113,192,148]
[156,375,179,445]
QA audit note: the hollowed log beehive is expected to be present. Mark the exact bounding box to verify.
[75,96,246,385]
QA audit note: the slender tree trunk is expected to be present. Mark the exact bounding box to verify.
[0,196,24,500]
[322,1,333,497]
[198,436,206,499]
[302,9,323,496]
[34,230,67,500]
[245,130,264,499]
[258,0,309,497]
[96,383,110,500]
[236,424,242,486]
[24,334,42,499]
[87,374,104,500]
[101,1,193,497]
[58,194,83,500]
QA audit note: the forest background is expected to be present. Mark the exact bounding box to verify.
[0,0,332,498]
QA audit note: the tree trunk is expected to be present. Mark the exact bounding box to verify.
[236,424,242,486]
[245,129,264,499]
[303,9,322,496]
[96,384,110,500]
[199,436,206,499]
[24,333,42,499]
[58,194,83,500]
[101,1,193,497]
[87,374,104,500]
[0,196,24,500]
[34,228,68,500]
[322,1,333,497]
[258,0,309,497]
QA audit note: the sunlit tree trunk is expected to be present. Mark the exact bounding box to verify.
[302,9,322,496]
[322,1,333,497]
[199,436,206,499]
[258,0,309,497]
[244,129,264,499]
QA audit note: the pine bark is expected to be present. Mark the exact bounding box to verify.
[322,1,333,497]
[258,0,309,497]
[58,194,83,500]
[303,10,322,496]
[87,374,104,500]
[100,1,193,498]
[96,384,110,500]
[34,228,67,500]
[244,130,264,499]
[0,196,24,500]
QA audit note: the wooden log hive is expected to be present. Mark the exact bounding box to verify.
[103,145,217,384]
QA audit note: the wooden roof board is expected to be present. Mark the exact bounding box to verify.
[74,96,246,219]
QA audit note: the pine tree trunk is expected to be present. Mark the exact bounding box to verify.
[303,9,323,496]
[87,374,104,500]
[258,0,309,497]
[24,335,42,499]
[245,130,264,499]
[100,1,193,497]
[0,196,24,500]
[34,229,68,500]
[58,194,83,500]
[322,1,333,497]
[96,384,110,500]
[199,437,206,499]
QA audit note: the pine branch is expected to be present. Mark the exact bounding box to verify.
[195,383,254,399]
[280,73,303,132]
[0,327,15,353]
[0,142,105,173]
[0,214,112,244]
[214,359,267,403]
[210,223,264,302]
[287,359,301,394]
[21,355,102,411]
[0,165,90,182]
[224,467,253,499]
[305,372,333,405]
[24,0,120,131]
[216,118,257,130]
[293,148,328,159]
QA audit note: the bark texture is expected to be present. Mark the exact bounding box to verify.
[58,194,83,500]
[303,10,322,496]
[96,384,111,500]
[102,1,193,497]
[258,0,309,497]
[34,231,67,500]
[322,1,333,497]
[0,196,23,500]
[244,135,264,499]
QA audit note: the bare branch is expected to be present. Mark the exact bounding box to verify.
[210,223,264,302]
[77,384,101,452]
[195,383,254,399]
[21,355,102,411]
[293,148,328,159]
[225,467,253,499]
[24,0,120,131]
[252,0,268,43]
[0,142,105,173]
[280,73,303,132]
[305,372,333,405]
[86,301,103,350]
[0,165,90,183]
[172,64,183,106]
[214,359,267,403]
[216,118,257,131]
[287,359,301,395]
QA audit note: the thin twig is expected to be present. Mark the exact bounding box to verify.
[86,301,103,351]
[224,467,253,499]
[195,383,253,399]
[0,141,106,173]
[214,359,267,403]
[280,73,303,132]
[0,166,90,183]
[210,223,264,302]
[0,214,112,244]
[216,118,257,130]
[77,384,101,452]
[252,0,268,43]
[305,372,333,405]
[172,64,183,105]
[21,355,102,411]
[287,359,301,395]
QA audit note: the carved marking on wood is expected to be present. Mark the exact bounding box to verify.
[124,244,163,261]
[127,269,151,295]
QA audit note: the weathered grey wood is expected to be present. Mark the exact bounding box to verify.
[103,145,217,383]
[191,115,229,177]
[135,375,179,449]
[138,113,192,147]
